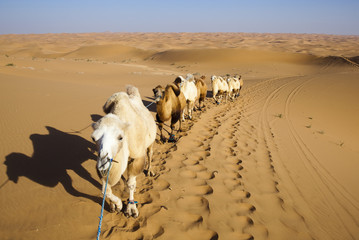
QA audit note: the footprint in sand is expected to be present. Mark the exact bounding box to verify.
[179,169,197,178]
[175,212,204,231]
[177,196,210,214]
[230,189,251,200]
[183,229,219,240]
[152,178,170,191]
[197,170,217,180]
[186,185,214,195]
[182,159,199,166]
[186,164,207,172]
[223,178,242,190]
[234,202,256,215]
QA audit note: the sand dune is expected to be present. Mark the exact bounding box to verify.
[64,44,154,61]
[0,33,359,240]
[151,48,317,65]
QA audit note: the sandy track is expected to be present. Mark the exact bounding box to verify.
[96,73,359,239]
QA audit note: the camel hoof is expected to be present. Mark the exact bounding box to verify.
[111,200,123,213]
[144,169,155,177]
[126,202,139,218]
[149,171,155,177]
[110,203,116,213]
[168,135,176,143]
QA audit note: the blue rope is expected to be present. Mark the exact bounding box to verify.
[96,158,113,240]
[145,101,155,108]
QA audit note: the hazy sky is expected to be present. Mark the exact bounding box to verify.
[1,0,358,35]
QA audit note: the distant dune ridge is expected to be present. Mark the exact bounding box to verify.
[0,32,358,240]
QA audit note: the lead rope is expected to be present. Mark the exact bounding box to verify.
[96,158,113,240]
[145,101,155,108]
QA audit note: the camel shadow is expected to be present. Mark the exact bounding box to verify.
[142,98,157,113]
[207,90,213,98]
[4,126,103,204]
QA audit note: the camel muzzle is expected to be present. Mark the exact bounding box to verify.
[98,155,111,177]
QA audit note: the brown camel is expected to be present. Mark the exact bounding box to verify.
[194,75,208,110]
[153,83,186,142]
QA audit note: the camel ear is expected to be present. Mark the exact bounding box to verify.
[91,128,100,142]
[92,121,99,130]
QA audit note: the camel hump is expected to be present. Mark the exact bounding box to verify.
[186,73,194,81]
[126,85,141,98]
[174,76,182,85]
[167,83,181,97]
[103,92,121,114]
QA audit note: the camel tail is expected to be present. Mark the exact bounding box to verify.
[126,85,141,98]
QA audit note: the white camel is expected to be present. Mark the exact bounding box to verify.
[227,76,240,100]
[91,85,156,217]
[174,74,198,120]
[211,75,229,104]
[234,75,243,97]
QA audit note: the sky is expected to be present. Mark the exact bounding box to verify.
[0,0,358,35]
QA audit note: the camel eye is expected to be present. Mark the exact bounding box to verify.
[118,135,123,141]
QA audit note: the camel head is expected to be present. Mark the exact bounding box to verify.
[234,74,241,80]
[91,114,130,176]
[186,73,194,82]
[153,85,164,102]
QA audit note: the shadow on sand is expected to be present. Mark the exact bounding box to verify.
[206,90,213,98]
[4,126,103,204]
[142,98,157,113]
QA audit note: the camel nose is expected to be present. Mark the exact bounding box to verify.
[100,168,109,177]
[98,155,111,177]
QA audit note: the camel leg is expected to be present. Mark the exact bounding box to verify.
[103,183,122,212]
[213,93,218,104]
[158,122,166,143]
[126,175,139,218]
[181,108,186,122]
[178,112,183,131]
[187,100,191,119]
[188,101,194,120]
[199,99,205,110]
[145,144,154,176]
[169,119,177,142]
[156,114,166,143]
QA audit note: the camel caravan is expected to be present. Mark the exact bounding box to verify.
[91,74,242,218]
[211,74,242,104]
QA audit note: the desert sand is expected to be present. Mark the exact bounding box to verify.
[0,32,359,240]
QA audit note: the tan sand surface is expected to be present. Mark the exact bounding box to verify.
[0,33,358,240]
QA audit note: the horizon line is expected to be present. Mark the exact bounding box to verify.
[1,31,358,37]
